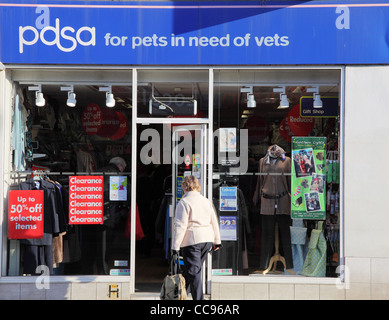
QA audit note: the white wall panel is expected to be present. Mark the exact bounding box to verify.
[345,66,389,258]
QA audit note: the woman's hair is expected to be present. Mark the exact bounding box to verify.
[109,157,126,169]
[182,175,201,192]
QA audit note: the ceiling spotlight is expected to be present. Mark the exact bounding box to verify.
[99,85,115,107]
[307,86,323,108]
[28,84,45,107]
[313,94,323,108]
[247,94,256,108]
[273,86,289,109]
[67,92,77,107]
[240,86,256,108]
[279,94,290,109]
[35,91,46,107]
[106,92,115,107]
[61,85,77,107]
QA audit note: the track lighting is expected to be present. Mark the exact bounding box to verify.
[67,92,77,107]
[313,94,323,108]
[106,92,115,107]
[240,86,256,108]
[273,86,289,109]
[247,94,256,108]
[279,94,290,109]
[28,84,45,107]
[307,86,322,108]
[35,91,46,107]
[99,85,115,107]
[61,85,76,107]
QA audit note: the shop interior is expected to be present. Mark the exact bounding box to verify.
[5,69,341,290]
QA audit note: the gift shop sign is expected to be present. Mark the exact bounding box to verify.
[300,97,339,118]
[8,190,44,239]
[69,176,104,224]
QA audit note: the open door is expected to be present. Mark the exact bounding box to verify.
[171,124,209,294]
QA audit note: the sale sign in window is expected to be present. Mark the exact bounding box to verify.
[69,176,104,225]
[8,190,44,239]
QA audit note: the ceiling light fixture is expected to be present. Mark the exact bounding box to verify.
[279,94,290,109]
[273,86,289,109]
[28,84,45,107]
[240,86,256,108]
[99,85,115,107]
[61,85,77,107]
[307,86,323,108]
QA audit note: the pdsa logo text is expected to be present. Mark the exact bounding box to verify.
[19,18,96,53]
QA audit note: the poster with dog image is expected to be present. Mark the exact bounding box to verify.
[291,137,326,220]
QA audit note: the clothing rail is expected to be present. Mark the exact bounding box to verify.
[6,171,132,184]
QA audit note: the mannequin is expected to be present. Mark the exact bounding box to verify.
[253,145,293,272]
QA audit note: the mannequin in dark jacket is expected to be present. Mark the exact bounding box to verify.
[253,145,293,271]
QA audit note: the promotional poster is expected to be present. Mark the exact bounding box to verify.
[291,137,326,220]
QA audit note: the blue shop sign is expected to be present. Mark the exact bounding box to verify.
[300,97,339,118]
[1,0,389,65]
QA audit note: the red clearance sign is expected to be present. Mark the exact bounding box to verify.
[69,176,104,225]
[8,190,44,239]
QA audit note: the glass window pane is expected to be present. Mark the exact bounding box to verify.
[212,69,341,277]
[7,82,132,276]
[137,70,208,118]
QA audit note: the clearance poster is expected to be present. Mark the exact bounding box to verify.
[291,137,326,220]
[69,176,104,224]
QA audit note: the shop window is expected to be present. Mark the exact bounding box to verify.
[212,69,341,277]
[6,83,133,276]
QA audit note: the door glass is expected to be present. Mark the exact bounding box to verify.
[171,124,208,292]
[172,125,207,204]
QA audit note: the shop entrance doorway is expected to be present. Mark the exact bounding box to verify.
[134,123,208,294]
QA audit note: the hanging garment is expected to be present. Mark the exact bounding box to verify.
[124,203,145,241]
[212,186,250,275]
[155,193,171,243]
[289,219,307,275]
[19,178,62,274]
[301,221,327,277]
[19,179,62,245]
[12,94,26,171]
[23,244,53,275]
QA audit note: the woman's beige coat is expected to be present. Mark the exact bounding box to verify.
[171,191,221,251]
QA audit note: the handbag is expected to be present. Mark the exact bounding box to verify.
[290,219,307,245]
[160,253,187,300]
[300,221,327,277]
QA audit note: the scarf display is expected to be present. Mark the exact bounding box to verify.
[263,144,286,164]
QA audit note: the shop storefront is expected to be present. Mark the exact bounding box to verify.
[0,1,388,300]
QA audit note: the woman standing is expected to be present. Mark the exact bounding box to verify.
[171,175,221,300]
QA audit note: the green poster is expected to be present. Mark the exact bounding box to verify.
[291,137,326,220]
